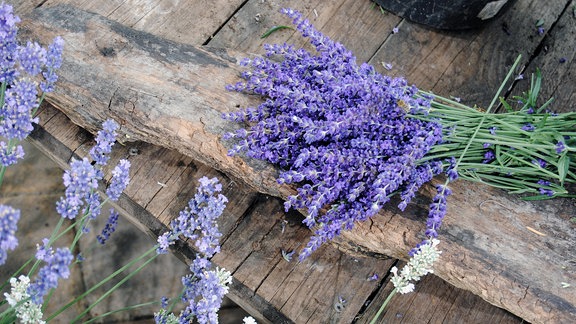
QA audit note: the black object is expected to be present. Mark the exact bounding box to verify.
[373,0,515,30]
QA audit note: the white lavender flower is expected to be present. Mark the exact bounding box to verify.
[243,316,258,324]
[390,239,441,294]
[4,275,45,324]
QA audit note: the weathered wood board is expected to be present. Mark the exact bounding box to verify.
[13,0,576,323]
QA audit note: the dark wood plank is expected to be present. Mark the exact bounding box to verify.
[370,0,571,107]
[510,0,576,113]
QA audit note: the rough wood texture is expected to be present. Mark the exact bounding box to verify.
[15,0,576,323]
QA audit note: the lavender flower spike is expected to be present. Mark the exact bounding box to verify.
[56,157,99,220]
[0,204,20,265]
[0,141,24,167]
[27,241,74,304]
[0,3,20,83]
[40,36,65,93]
[0,79,40,140]
[90,119,119,167]
[106,159,131,201]
[18,40,47,77]
[4,275,45,324]
[155,177,230,324]
[391,239,441,294]
[96,209,120,245]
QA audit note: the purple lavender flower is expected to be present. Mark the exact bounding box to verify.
[0,204,20,265]
[28,242,74,304]
[537,26,545,35]
[559,57,567,64]
[156,232,174,255]
[157,177,228,257]
[160,296,169,309]
[56,157,99,220]
[0,3,20,83]
[155,177,230,323]
[40,36,64,93]
[521,123,535,131]
[106,159,130,201]
[96,209,119,245]
[18,41,47,76]
[537,179,554,196]
[408,184,451,256]
[0,79,40,140]
[90,119,119,167]
[489,126,497,135]
[180,267,231,324]
[0,142,24,166]
[555,141,566,154]
[483,150,495,163]
[533,158,547,168]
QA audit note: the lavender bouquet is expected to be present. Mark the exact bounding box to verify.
[223,8,575,266]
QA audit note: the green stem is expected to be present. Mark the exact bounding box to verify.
[70,254,158,323]
[369,288,398,324]
[82,300,160,324]
[45,245,159,322]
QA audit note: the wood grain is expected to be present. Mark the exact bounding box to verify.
[42,0,245,45]
[18,1,576,323]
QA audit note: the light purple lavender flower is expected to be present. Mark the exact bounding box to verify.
[175,177,227,258]
[40,36,64,93]
[106,159,130,201]
[180,267,231,324]
[18,41,47,76]
[96,209,119,245]
[0,79,40,140]
[155,177,230,323]
[0,204,20,265]
[0,142,24,166]
[0,3,20,83]
[28,242,74,304]
[56,157,99,219]
[89,119,119,167]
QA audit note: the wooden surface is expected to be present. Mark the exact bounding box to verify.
[9,0,576,323]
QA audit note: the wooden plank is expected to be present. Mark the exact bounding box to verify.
[41,0,246,45]
[356,263,523,323]
[18,3,576,323]
[509,0,576,113]
[208,0,402,63]
[213,194,394,324]
[370,0,571,107]
[2,0,46,13]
